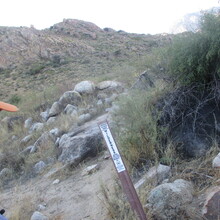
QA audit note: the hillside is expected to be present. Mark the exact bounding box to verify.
[1,14,220,220]
[0,19,171,101]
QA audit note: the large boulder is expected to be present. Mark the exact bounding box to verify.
[58,90,81,107]
[97,81,124,93]
[57,116,106,165]
[74,81,95,94]
[147,179,194,220]
[48,102,62,117]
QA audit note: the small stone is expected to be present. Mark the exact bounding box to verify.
[82,164,100,176]
[52,179,60,185]
[20,135,33,145]
[37,204,47,211]
[34,161,46,174]
[40,110,49,122]
[24,117,33,129]
[212,153,220,168]
[103,152,110,160]
[31,211,48,220]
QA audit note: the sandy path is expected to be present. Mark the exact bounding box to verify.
[1,154,116,220]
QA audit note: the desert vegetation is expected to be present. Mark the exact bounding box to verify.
[0,11,220,220]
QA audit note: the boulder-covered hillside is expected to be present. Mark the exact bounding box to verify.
[0,19,171,100]
[1,13,220,220]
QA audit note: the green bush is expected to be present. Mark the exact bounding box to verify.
[26,63,46,75]
[113,89,164,167]
[168,13,220,85]
[8,94,21,105]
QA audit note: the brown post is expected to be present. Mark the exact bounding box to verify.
[99,121,147,220]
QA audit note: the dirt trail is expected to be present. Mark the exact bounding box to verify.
[1,154,116,220]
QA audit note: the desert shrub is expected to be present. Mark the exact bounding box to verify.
[168,12,220,85]
[113,88,165,167]
[100,179,139,220]
[25,63,46,75]
[10,195,36,220]
[0,152,25,174]
[8,94,21,105]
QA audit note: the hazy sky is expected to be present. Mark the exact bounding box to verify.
[1,0,219,34]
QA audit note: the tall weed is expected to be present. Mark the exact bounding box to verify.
[113,87,166,167]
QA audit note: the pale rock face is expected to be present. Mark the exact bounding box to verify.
[74,81,95,94]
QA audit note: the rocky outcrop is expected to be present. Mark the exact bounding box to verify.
[74,80,95,94]
[58,115,106,165]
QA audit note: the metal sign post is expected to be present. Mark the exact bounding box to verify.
[99,121,147,220]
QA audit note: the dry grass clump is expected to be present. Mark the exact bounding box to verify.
[9,195,36,220]
[113,86,167,168]
[100,174,157,220]
[174,142,220,192]
[100,179,140,220]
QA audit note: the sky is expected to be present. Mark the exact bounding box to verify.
[1,0,219,34]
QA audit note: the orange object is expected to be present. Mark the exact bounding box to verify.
[0,101,19,112]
